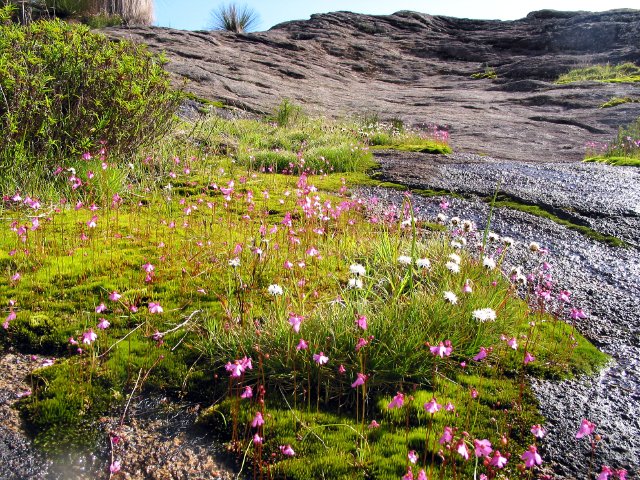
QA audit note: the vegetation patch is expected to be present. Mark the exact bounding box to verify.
[585,117,640,166]
[556,62,640,84]
[471,66,497,80]
[0,22,613,477]
[599,96,640,109]
[489,195,626,247]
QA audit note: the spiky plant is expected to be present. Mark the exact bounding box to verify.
[210,3,259,33]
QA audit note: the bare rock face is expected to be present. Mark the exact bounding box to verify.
[107,9,640,162]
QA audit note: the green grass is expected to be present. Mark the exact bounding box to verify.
[556,62,640,84]
[0,111,609,479]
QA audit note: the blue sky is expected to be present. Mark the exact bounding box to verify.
[154,1,639,31]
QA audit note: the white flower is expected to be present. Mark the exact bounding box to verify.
[516,273,527,285]
[451,240,462,249]
[348,278,363,289]
[483,256,496,270]
[443,291,458,304]
[450,216,461,225]
[267,284,283,296]
[472,308,497,322]
[436,213,448,223]
[448,253,461,264]
[416,258,431,269]
[349,263,366,276]
[529,241,541,252]
[229,257,241,267]
[461,220,474,232]
[445,261,460,273]
[502,237,514,247]
[488,232,500,242]
[397,255,412,266]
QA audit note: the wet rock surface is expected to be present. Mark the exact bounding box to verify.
[108,9,640,163]
[356,150,640,476]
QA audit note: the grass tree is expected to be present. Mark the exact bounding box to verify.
[210,2,259,33]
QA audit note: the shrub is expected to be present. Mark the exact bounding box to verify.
[210,3,259,33]
[0,14,181,192]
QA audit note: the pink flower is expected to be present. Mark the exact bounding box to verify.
[388,392,404,409]
[456,440,470,460]
[524,352,535,365]
[430,340,453,358]
[87,215,98,228]
[110,460,121,473]
[473,347,489,361]
[439,426,453,444]
[424,398,442,414]
[355,314,368,330]
[368,420,380,429]
[313,352,329,365]
[97,318,110,330]
[470,388,478,399]
[474,439,493,457]
[598,466,614,480]
[338,364,346,374]
[241,386,253,399]
[288,314,303,333]
[408,450,418,464]
[355,337,368,351]
[95,303,107,313]
[531,424,546,438]
[576,418,596,439]
[42,358,55,367]
[251,412,264,428]
[253,434,263,445]
[148,302,163,314]
[558,290,571,302]
[69,337,78,345]
[445,402,455,412]
[82,329,98,345]
[507,337,518,350]
[225,356,253,378]
[521,445,542,468]
[296,338,308,351]
[109,291,121,302]
[279,444,295,456]
[142,262,155,273]
[490,450,508,468]
[402,467,414,480]
[416,469,427,480]
[351,372,367,388]
[570,308,587,320]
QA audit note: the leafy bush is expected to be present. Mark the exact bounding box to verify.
[0,13,181,191]
[210,3,259,33]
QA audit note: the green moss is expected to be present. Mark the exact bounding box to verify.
[182,91,226,109]
[490,197,626,247]
[585,156,640,167]
[599,97,639,108]
[471,67,497,79]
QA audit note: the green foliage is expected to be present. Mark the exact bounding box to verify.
[271,99,305,127]
[585,117,640,167]
[0,18,181,192]
[556,62,640,84]
[209,2,259,33]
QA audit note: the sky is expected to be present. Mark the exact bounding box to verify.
[154,0,639,31]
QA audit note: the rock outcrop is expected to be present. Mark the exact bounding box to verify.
[107,9,640,161]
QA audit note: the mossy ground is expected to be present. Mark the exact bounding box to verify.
[585,156,640,167]
[1,113,608,478]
